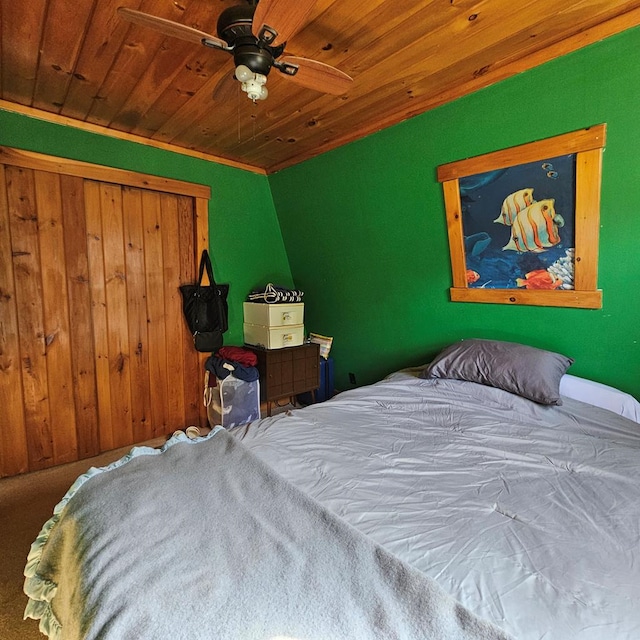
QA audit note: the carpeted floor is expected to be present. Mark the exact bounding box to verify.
[0,437,165,639]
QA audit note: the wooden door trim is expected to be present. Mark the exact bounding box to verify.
[0,145,211,199]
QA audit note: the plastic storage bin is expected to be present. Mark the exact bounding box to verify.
[206,375,260,428]
[243,302,304,326]
[243,323,305,349]
[243,301,305,349]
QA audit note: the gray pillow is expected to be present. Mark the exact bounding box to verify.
[421,339,574,405]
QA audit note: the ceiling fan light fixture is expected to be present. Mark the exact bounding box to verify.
[235,65,269,101]
[234,64,255,82]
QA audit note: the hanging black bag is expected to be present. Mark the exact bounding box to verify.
[179,250,229,352]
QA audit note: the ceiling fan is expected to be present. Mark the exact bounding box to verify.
[118,0,353,102]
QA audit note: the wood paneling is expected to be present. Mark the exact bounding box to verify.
[61,174,100,459]
[0,165,30,476]
[142,190,170,437]
[123,187,153,442]
[161,194,187,429]
[0,147,209,477]
[2,0,640,172]
[178,195,203,427]
[34,171,78,465]
[8,166,54,470]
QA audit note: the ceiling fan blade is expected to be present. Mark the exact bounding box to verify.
[252,0,317,46]
[279,56,353,95]
[117,7,228,50]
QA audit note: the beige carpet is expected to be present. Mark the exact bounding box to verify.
[0,437,165,640]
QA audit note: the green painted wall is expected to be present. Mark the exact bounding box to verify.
[269,26,640,396]
[0,110,293,345]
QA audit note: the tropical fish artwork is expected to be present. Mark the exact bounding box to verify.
[466,269,480,284]
[459,169,508,201]
[516,269,563,290]
[502,199,564,253]
[458,154,576,289]
[547,248,575,289]
[493,188,535,225]
[541,162,559,179]
[464,232,491,257]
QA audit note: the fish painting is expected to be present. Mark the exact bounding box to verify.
[464,232,491,257]
[493,188,535,225]
[541,162,559,178]
[459,169,508,198]
[547,248,575,289]
[466,269,480,284]
[516,269,563,290]
[502,199,562,253]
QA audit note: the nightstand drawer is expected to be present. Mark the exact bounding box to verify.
[247,343,320,415]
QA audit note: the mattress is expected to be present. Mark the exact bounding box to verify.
[231,368,640,639]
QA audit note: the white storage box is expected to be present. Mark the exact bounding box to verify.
[205,375,260,428]
[243,322,304,349]
[243,302,304,327]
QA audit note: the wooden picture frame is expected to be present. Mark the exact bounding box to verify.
[437,125,605,309]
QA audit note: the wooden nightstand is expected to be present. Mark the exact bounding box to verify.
[247,343,320,416]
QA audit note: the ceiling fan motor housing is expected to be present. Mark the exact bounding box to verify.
[217,3,284,76]
[235,45,273,76]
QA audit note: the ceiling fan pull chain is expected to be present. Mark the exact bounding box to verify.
[253,105,257,141]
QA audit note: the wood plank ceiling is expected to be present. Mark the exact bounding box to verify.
[2,0,640,174]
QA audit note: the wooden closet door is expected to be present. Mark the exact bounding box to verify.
[0,151,208,477]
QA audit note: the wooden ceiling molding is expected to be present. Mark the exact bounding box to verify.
[2,0,640,174]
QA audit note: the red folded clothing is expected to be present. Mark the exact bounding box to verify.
[217,346,258,367]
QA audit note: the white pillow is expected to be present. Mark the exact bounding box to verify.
[559,374,640,423]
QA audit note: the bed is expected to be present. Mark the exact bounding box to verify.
[24,340,640,639]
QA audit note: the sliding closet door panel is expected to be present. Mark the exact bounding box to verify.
[0,165,29,476]
[0,147,209,477]
[8,168,53,469]
[142,190,170,436]
[6,166,54,470]
[177,195,201,426]
[122,187,153,443]
[83,183,199,448]
[33,171,78,465]
[60,174,100,459]
[84,181,114,452]
[161,194,186,428]
[102,182,134,449]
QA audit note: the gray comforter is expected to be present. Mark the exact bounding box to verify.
[232,370,640,639]
[24,427,511,640]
